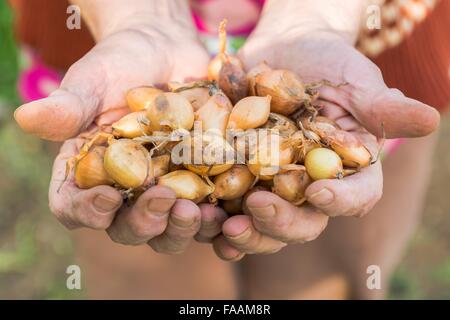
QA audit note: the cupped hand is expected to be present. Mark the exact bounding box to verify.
[15,20,215,253]
[211,28,440,261]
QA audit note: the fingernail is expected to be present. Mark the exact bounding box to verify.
[93,195,119,213]
[171,214,196,228]
[308,188,334,206]
[248,204,275,219]
[147,198,175,215]
[227,227,252,243]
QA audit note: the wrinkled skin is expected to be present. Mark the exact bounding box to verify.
[206,30,440,261]
[14,22,231,253]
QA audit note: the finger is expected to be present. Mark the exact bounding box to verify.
[148,199,201,254]
[106,186,176,245]
[213,235,246,262]
[305,161,383,217]
[245,192,329,243]
[358,88,440,138]
[49,140,123,230]
[222,215,286,254]
[195,204,228,243]
[14,50,108,141]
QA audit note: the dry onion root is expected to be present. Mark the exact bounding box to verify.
[207,19,248,104]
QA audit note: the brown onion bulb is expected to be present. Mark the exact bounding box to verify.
[207,19,248,103]
[211,165,255,201]
[74,146,114,189]
[146,92,194,131]
[304,147,343,180]
[321,129,372,168]
[272,165,311,205]
[157,170,215,203]
[247,61,272,96]
[255,69,307,115]
[227,96,271,130]
[104,139,153,189]
[222,198,243,215]
[195,90,232,136]
[126,86,163,112]
[112,111,151,138]
[262,113,298,136]
[152,154,170,178]
[168,81,211,111]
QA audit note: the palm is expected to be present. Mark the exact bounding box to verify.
[15,28,210,140]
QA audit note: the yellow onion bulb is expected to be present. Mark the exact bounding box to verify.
[272,165,311,205]
[168,81,211,111]
[255,69,306,115]
[126,86,163,112]
[195,91,232,136]
[247,133,295,180]
[212,165,255,201]
[74,146,114,189]
[227,96,271,130]
[104,139,153,189]
[146,92,194,131]
[157,170,214,203]
[180,133,235,176]
[304,147,343,180]
[112,111,151,138]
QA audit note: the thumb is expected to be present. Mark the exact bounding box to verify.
[14,89,97,141]
[354,87,440,138]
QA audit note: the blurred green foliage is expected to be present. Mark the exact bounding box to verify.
[0,0,19,106]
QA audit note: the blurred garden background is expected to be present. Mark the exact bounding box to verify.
[1,2,450,299]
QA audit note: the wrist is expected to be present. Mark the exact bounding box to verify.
[256,0,374,45]
[70,0,197,42]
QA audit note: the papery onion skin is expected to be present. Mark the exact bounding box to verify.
[272,165,311,204]
[227,96,271,130]
[157,170,215,203]
[112,111,151,138]
[126,86,163,112]
[74,146,114,189]
[247,62,272,96]
[255,69,306,115]
[104,139,152,189]
[146,92,194,131]
[247,133,295,180]
[304,147,343,181]
[322,129,372,168]
[168,81,211,111]
[195,91,232,136]
[212,165,255,201]
[152,154,170,178]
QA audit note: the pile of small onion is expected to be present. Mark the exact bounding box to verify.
[64,20,373,213]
